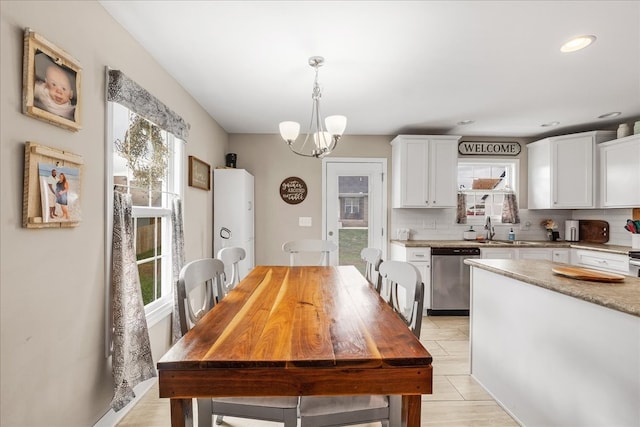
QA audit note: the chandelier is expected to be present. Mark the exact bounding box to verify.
[279,56,347,158]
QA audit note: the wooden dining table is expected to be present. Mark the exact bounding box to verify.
[158,265,433,427]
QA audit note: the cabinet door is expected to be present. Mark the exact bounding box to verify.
[600,136,640,207]
[429,139,458,207]
[552,249,570,264]
[553,135,594,208]
[412,262,431,311]
[401,140,429,207]
[480,248,515,259]
[518,248,552,260]
[527,140,551,209]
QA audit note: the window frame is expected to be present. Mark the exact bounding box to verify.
[458,158,519,225]
[105,101,185,336]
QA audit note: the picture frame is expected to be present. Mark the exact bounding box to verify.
[188,156,211,190]
[23,141,83,228]
[22,28,82,132]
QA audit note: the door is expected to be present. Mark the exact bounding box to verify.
[323,158,387,272]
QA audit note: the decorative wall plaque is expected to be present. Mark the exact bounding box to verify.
[458,141,521,156]
[280,176,307,204]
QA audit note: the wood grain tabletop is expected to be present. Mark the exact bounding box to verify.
[158,265,432,426]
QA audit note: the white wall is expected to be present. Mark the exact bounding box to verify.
[0,2,227,425]
[228,134,392,265]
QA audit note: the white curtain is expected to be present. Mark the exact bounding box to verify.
[171,198,186,344]
[110,192,156,411]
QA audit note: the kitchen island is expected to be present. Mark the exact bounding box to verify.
[465,258,640,427]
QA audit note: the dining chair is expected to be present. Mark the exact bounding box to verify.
[177,259,299,427]
[298,260,424,427]
[177,258,224,333]
[216,246,246,295]
[282,239,337,266]
[360,247,382,293]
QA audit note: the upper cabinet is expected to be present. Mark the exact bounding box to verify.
[527,131,615,209]
[391,135,461,208]
[599,134,640,208]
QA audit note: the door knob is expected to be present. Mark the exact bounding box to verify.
[328,231,334,236]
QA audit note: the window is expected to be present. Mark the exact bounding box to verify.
[458,159,518,224]
[108,102,184,318]
[344,198,360,215]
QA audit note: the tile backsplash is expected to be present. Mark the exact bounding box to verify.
[391,207,635,247]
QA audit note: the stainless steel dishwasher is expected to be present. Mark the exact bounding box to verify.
[430,247,480,315]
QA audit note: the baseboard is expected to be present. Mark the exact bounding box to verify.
[93,377,157,427]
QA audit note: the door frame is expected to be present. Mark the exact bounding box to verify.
[322,157,388,264]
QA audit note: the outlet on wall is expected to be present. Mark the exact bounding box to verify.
[519,221,531,231]
[299,217,312,227]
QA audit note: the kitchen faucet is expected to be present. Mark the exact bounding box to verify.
[484,216,495,240]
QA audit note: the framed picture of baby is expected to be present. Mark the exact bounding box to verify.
[22,28,82,132]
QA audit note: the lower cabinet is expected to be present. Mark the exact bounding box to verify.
[480,248,515,259]
[571,249,629,275]
[390,244,431,311]
[481,247,570,262]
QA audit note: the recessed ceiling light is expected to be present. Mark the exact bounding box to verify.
[457,120,475,125]
[561,35,596,53]
[541,121,560,127]
[598,112,622,119]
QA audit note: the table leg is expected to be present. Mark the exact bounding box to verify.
[170,398,193,427]
[401,395,421,427]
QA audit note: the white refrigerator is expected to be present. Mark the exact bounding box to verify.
[213,168,255,279]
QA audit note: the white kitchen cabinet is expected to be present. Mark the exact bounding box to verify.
[213,169,255,279]
[518,248,552,260]
[527,131,615,209]
[391,135,461,208]
[571,249,629,275]
[480,247,515,259]
[390,244,431,311]
[482,247,569,262]
[599,134,640,208]
[552,249,570,264]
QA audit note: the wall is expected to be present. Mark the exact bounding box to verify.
[228,134,392,265]
[0,2,227,426]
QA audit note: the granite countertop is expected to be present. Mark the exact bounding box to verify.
[465,258,640,317]
[390,239,632,255]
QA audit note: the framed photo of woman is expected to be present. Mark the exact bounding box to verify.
[22,28,82,132]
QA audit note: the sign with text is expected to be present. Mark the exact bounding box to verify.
[458,141,521,156]
[280,176,308,204]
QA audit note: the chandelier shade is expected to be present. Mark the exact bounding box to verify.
[279,56,346,158]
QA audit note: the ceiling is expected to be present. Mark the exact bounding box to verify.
[100,1,640,139]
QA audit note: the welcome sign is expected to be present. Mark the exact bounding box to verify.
[458,141,521,156]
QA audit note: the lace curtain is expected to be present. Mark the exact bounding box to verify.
[171,198,186,344]
[456,192,467,224]
[501,193,521,224]
[110,192,156,411]
[107,69,190,140]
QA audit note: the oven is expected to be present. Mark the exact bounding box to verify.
[629,251,640,277]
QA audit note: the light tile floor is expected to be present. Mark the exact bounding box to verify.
[116,316,518,427]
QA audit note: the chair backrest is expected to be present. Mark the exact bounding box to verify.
[282,239,337,266]
[360,247,382,292]
[177,258,226,335]
[379,260,424,338]
[217,246,246,293]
